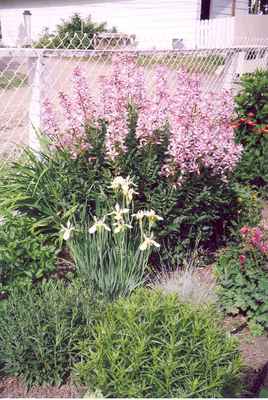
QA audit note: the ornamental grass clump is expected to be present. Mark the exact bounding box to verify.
[66,176,162,300]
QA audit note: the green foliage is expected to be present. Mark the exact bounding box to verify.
[0,212,57,293]
[0,72,28,89]
[70,227,147,301]
[0,128,242,268]
[34,13,115,49]
[0,148,107,238]
[74,289,241,398]
[234,70,268,187]
[230,183,262,236]
[117,133,240,265]
[215,245,268,335]
[69,176,161,300]
[137,54,225,74]
[0,280,100,387]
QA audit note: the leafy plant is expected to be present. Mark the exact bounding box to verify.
[0,148,107,238]
[215,226,268,335]
[0,212,57,293]
[0,280,101,387]
[0,58,243,268]
[68,176,161,300]
[34,13,116,49]
[234,70,268,187]
[74,289,241,398]
[230,183,262,238]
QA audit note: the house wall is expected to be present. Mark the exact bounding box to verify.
[0,0,202,48]
[210,0,249,18]
[234,15,268,44]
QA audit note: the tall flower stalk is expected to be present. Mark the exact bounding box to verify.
[42,54,242,184]
[68,176,161,300]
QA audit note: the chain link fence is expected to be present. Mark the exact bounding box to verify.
[0,34,268,162]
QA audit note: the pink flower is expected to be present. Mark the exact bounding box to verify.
[42,98,59,139]
[240,226,250,236]
[250,227,263,247]
[259,242,268,254]
[239,255,246,265]
[41,55,242,171]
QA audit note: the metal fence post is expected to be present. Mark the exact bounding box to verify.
[28,51,45,152]
[222,49,240,91]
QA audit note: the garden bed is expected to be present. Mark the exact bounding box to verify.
[0,55,268,399]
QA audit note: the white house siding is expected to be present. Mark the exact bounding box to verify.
[0,0,202,48]
[210,0,249,18]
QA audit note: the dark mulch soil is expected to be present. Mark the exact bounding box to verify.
[0,377,84,398]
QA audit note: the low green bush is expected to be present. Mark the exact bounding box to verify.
[74,289,241,398]
[0,212,57,293]
[234,70,268,187]
[0,280,101,387]
[215,226,268,336]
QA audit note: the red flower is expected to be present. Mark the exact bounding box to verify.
[247,112,255,118]
[246,120,257,127]
[250,227,263,247]
[239,255,246,265]
[230,123,240,129]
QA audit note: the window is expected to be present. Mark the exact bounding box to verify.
[200,0,211,20]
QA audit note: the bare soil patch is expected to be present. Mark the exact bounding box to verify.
[0,376,84,398]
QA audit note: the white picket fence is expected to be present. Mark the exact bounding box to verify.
[196,17,235,49]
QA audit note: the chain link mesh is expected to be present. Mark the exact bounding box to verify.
[0,34,268,164]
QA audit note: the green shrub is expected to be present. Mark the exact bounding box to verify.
[215,226,268,335]
[74,289,241,398]
[0,280,100,387]
[34,13,115,49]
[0,212,57,293]
[234,70,268,187]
